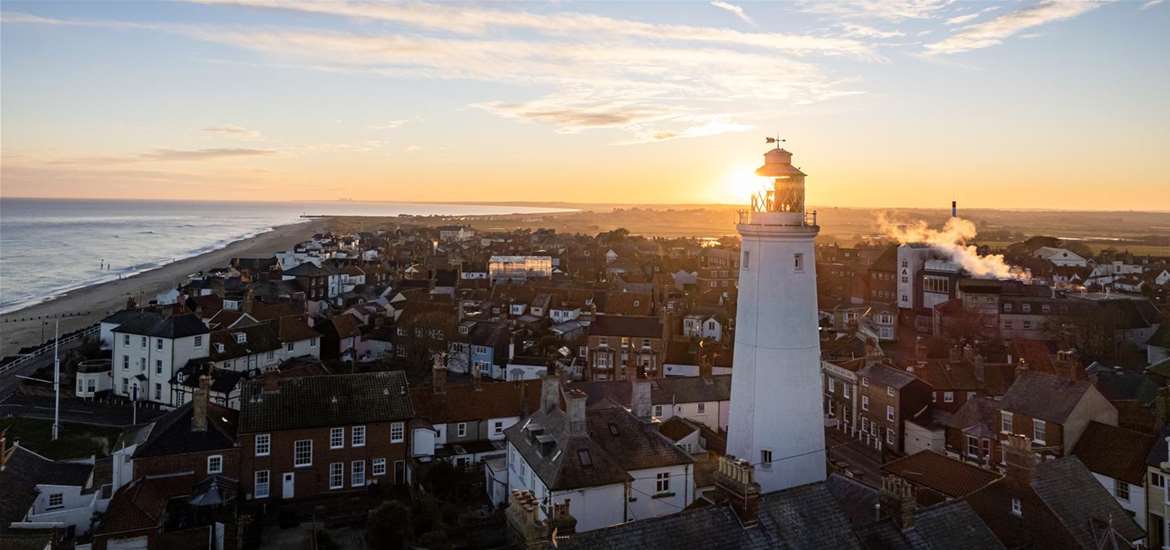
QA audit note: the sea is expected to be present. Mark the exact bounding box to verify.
[0,198,568,315]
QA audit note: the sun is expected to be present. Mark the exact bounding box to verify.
[716,163,767,204]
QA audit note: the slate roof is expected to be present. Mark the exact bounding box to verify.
[589,315,662,339]
[133,402,239,459]
[943,396,1002,437]
[504,403,630,491]
[585,405,693,472]
[113,313,209,339]
[559,482,863,550]
[282,262,329,278]
[97,472,194,536]
[882,451,1001,498]
[238,371,413,433]
[1071,422,1157,485]
[0,445,93,530]
[999,371,1094,424]
[859,364,918,389]
[274,315,318,343]
[209,323,281,361]
[410,379,542,424]
[570,375,731,407]
[1031,456,1145,549]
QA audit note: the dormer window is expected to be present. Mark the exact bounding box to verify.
[1010,497,1022,517]
[215,343,225,353]
[234,332,247,344]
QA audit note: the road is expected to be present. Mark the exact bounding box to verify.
[826,428,883,488]
[0,332,90,404]
[0,393,165,427]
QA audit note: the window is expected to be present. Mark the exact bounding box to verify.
[294,439,312,467]
[1010,497,1022,517]
[254,470,270,498]
[154,383,161,400]
[886,405,895,421]
[1041,304,1051,314]
[966,435,981,458]
[1003,303,1013,313]
[157,338,164,350]
[141,336,147,348]
[493,420,504,435]
[391,422,404,443]
[761,449,773,466]
[194,335,202,347]
[122,355,129,369]
[330,427,344,449]
[861,377,869,387]
[843,383,851,399]
[123,334,130,346]
[207,455,223,474]
[1001,412,1013,434]
[886,428,896,445]
[457,423,467,438]
[255,434,270,456]
[373,458,386,476]
[329,463,344,489]
[886,386,895,397]
[155,359,163,374]
[311,337,318,347]
[1152,472,1165,488]
[794,253,804,272]
[47,493,63,509]
[1021,303,1031,313]
[1033,419,1046,444]
[742,250,750,270]
[656,472,671,493]
[653,405,663,417]
[352,425,366,447]
[352,460,366,487]
[697,403,706,414]
[943,391,954,403]
[1115,479,1130,501]
[862,396,870,412]
[827,378,836,394]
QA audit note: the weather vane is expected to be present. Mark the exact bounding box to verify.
[765,134,785,148]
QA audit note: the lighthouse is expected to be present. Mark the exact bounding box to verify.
[726,145,826,493]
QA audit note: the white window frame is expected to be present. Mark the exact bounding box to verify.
[943,391,954,403]
[656,472,671,493]
[47,493,64,509]
[1033,419,1046,444]
[827,377,836,394]
[330,427,344,449]
[1001,412,1013,434]
[886,386,895,397]
[457,422,467,438]
[294,439,313,467]
[761,448,773,468]
[861,395,869,412]
[886,405,895,422]
[1115,478,1130,501]
[254,470,270,498]
[1010,497,1022,517]
[373,458,387,476]
[352,425,366,447]
[207,454,223,474]
[352,460,366,487]
[255,433,271,456]
[390,421,404,443]
[329,463,344,489]
[653,405,663,417]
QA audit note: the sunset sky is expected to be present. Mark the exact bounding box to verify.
[2,1,1168,210]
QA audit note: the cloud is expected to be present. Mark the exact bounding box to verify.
[370,120,408,130]
[839,23,906,38]
[143,148,276,160]
[802,0,952,21]
[710,1,755,25]
[404,145,422,152]
[925,1,1102,55]
[945,6,1000,25]
[202,125,261,138]
[196,0,872,57]
[1142,0,1164,8]
[5,6,868,143]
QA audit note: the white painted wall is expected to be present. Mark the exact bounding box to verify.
[1091,472,1147,529]
[627,464,692,521]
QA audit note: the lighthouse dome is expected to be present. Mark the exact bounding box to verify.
[755,148,806,177]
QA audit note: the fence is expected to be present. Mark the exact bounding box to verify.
[0,324,100,376]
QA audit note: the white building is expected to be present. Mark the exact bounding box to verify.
[489,256,553,283]
[503,378,694,531]
[0,443,109,536]
[896,243,936,310]
[1033,246,1089,267]
[727,146,826,493]
[110,313,209,407]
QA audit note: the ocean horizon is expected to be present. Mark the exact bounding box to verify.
[0,197,570,315]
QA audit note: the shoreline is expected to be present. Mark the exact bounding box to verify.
[0,220,328,356]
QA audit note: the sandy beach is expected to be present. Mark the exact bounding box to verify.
[0,220,328,356]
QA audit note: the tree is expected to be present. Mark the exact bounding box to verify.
[367,500,412,550]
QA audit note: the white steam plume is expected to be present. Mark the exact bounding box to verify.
[878,214,1029,281]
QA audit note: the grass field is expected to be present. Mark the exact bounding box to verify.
[0,417,122,460]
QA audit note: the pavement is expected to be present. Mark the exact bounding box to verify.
[826,427,883,487]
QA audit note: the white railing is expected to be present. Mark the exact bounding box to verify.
[0,325,99,376]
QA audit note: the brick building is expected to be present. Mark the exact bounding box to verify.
[585,315,665,381]
[237,371,414,502]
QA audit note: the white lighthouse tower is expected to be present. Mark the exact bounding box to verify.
[726,144,826,493]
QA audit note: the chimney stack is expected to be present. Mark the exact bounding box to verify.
[565,389,587,436]
[698,346,714,380]
[1014,358,1029,383]
[540,375,561,414]
[715,456,761,528]
[962,343,975,363]
[549,499,578,535]
[1155,386,1170,432]
[880,474,917,529]
[974,354,986,384]
[472,363,483,391]
[948,345,961,363]
[630,376,652,420]
[1004,434,1038,485]
[192,374,210,432]
[432,353,447,394]
[506,491,551,550]
[243,287,255,314]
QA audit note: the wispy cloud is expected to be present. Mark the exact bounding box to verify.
[202,125,261,138]
[945,6,999,26]
[839,23,906,39]
[803,0,952,21]
[710,1,755,25]
[926,1,1102,55]
[1142,0,1165,9]
[144,148,276,161]
[370,120,408,130]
